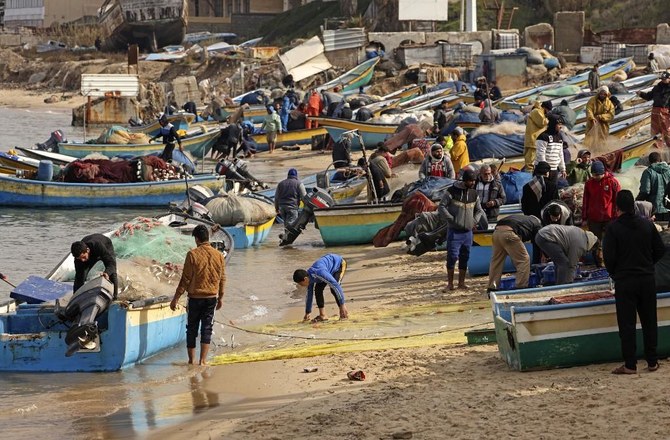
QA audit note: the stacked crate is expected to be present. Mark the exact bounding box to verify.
[601,43,626,61]
[440,43,475,67]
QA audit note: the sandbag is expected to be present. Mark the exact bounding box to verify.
[524,49,544,65]
[500,170,532,204]
[205,193,275,226]
[94,126,151,145]
[543,57,560,69]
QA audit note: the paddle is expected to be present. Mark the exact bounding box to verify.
[0,273,16,288]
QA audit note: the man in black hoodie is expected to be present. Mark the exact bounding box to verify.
[604,190,665,374]
[71,234,118,299]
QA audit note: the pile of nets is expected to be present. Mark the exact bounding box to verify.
[92,126,151,145]
[61,156,187,183]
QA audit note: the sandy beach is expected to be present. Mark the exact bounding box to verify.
[4,88,665,440]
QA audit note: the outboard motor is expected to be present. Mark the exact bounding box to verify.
[279,187,335,246]
[407,223,449,257]
[186,184,216,204]
[57,277,114,357]
[36,130,66,152]
[215,158,267,191]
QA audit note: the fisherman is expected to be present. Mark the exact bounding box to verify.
[340,102,353,120]
[275,168,307,238]
[489,80,503,101]
[604,190,665,374]
[540,200,574,226]
[551,99,576,131]
[567,149,593,185]
[433,100,449,134]
[71,234,118,300]
[359,157,390,203]
[535,225,598,285]
[645,53,660,74]
[585,86,615,145]
[280,93,294,132]
[419,140,455,179]
[523,100,551,170]
[475,164,506,226]
[637,151,670,221]
[479,99,501,124]
[332,132,353,169]
[293,254,349,323]
[261,106,282,154]
[583,160,621,267]
[535,114,566,182]
[450,127,470,175]
[170,225,226,366]
[637,71,670,149]
[306,89,323,129]
[438,169,485,290]
[150,115,183,162]
[473,77,489,106]
[487,214,542,291]
[521,161,558,264]
[588,63,600,92]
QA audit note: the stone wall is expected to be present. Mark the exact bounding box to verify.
[524,23,554,50]
[554,11,584,56]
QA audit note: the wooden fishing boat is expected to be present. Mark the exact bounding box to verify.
[572,108,652,139]
[313,203,403,246]
[57,129,221,160]
[250,127,327,151]
[98,0,188,52]
[216,105,267,124]
[258,168,369,205]
[223,216,275,249]
[0,214,234,372]
[15,147,77,166]
[0,173,224,208]
[310,117,397,150]
[127,113,195,137]
[491,280,670,371]
[317,57,380,93]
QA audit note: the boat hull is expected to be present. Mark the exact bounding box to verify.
[311,117,397,150]
[318,57,380,93]
[223,217,275,248]
[128,113,195,137]
[491,282,670,371]
[251,127,327,151]
[314,204,403,246]
[57,129,221,159]
[0,174,224,208]
[0,301,186,372]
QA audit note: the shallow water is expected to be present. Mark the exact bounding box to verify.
[0,108,337,438]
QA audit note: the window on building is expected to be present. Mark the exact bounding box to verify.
[214,0,223,17]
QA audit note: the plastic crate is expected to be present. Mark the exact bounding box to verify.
[602,43,626,62]
[499,272,540,290]
[625,44,650,65]
[441,43,474,67]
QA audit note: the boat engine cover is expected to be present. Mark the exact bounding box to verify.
[187,185,215,204]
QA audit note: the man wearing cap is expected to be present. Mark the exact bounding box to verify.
[604,190,664,375]
[540,200,574,226]
[583,160,621,267]
[275,168,307,239]
[438,169,485,290]
[521,161,559,219]
[419,139,455,179]
[524,100,551,170]
[450,127,470,175]
[150,115,183,162]
[488,214,542,291]
[535,114,566,182]
[585,86,615,145]
[536,225,598,285]
[638,71,670,149]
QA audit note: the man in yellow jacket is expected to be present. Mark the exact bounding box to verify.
[585,85,615,145]
[450,126,470,175]
[524,100,551,170]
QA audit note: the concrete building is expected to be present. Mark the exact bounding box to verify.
[3,0,99,28]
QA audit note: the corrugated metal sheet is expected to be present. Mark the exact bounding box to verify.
[323,28,366,52]
[81,74,140,97]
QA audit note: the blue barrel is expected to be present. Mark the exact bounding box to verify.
[37,160,53,181]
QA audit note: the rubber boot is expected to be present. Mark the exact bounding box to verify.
[447,268,455,290]
[458,270,469,290]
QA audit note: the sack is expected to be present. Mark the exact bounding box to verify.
[500,170,533,204]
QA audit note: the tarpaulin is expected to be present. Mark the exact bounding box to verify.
[467,132,525,161]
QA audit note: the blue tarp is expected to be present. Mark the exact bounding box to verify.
[11,275,72,304]
[467,132,525,161]
[443,110,525,135]
[405,176,456,201]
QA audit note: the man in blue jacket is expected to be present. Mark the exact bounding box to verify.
[293,254,349,323]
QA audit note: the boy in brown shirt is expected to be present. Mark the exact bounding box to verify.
[171,225,226,365]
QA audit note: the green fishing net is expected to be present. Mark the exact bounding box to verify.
[111,217,194,265]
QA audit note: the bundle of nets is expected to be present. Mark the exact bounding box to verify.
[93,126,151,145]
[111,217,196,264]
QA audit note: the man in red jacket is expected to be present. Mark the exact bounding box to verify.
[583,160,621,267]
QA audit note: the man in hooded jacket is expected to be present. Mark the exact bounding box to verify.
[535,224,598,285]
[637,151,670,221]
[419,142,455,179]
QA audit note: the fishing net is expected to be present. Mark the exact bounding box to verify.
[93,126,151,145]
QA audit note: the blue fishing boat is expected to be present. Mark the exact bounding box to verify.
[317,57,380,93]
[0,173,225,208]
[310,117,397,150]
[0,215,233,372]
[127,113,195,137]
[57,129,221,159]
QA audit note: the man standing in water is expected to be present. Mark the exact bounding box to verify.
[150,115,183,162]
[293,254,349,323]
[171,225,226,365]
[275,168,307,238]
[71,233,118,299]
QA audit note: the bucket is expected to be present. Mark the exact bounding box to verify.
[37,160,53,181]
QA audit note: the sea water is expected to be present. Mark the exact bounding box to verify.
[0,107,332,438]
